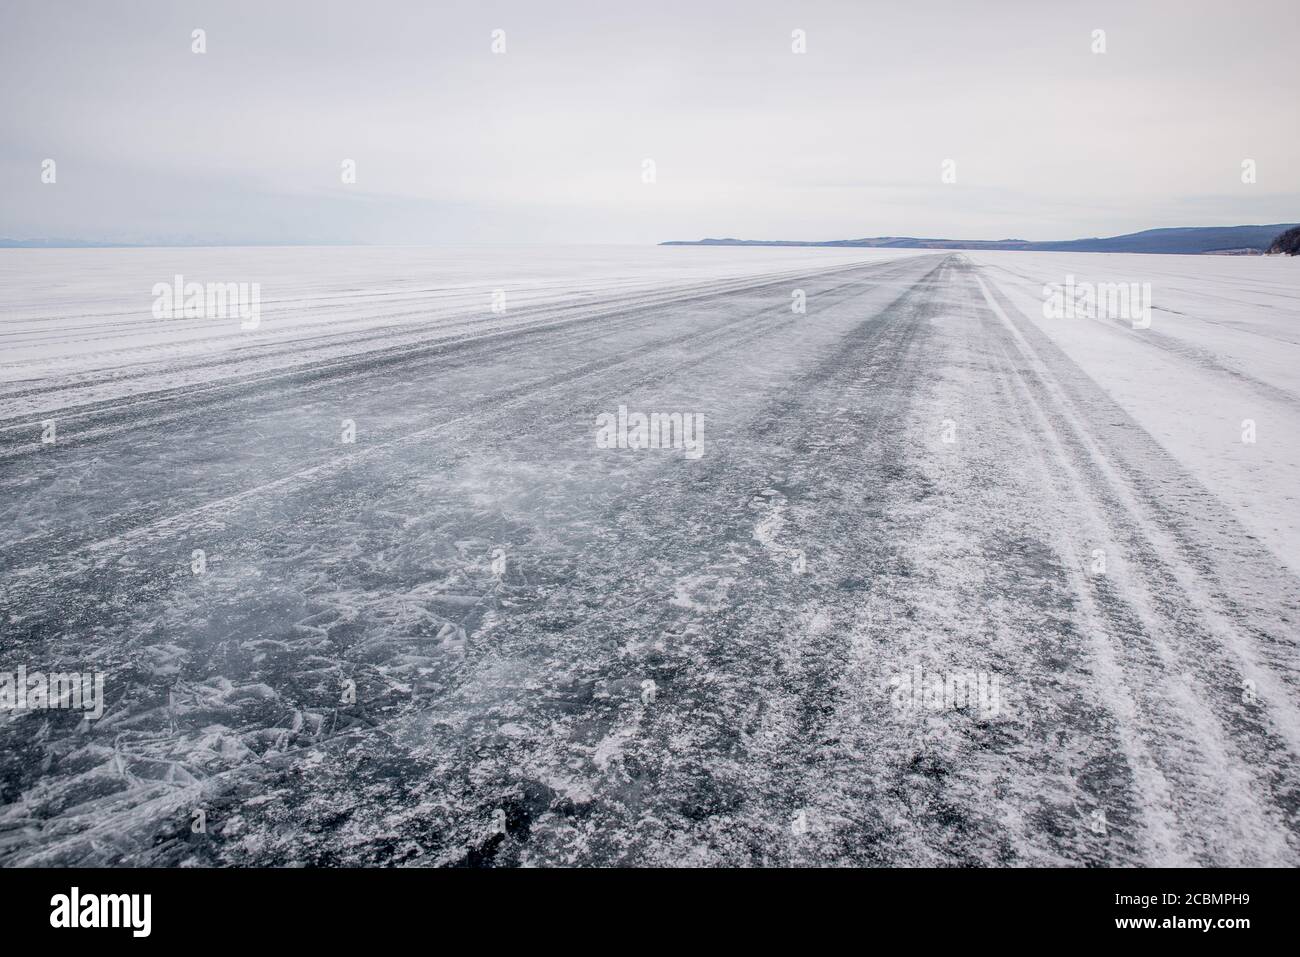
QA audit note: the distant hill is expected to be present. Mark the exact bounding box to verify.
[663,224,1300,255]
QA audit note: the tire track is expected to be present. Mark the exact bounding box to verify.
[974,268,1300,864]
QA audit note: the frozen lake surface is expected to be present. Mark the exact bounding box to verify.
[2,245,1299,866]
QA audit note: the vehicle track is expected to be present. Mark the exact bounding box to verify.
[2,252,1297,867]
[0,258,896,422]
[0,257,936,573]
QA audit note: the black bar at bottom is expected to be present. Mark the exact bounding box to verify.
[0,867,1285,944]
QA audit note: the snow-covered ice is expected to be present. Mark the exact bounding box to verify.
[1,246,1298,866]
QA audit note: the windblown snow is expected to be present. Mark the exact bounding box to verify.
[1,246,1298,866]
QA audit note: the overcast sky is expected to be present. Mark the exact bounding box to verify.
[2,0,1297,245]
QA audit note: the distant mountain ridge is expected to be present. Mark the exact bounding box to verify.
[662,224,1300,255]
[3,224,1295,253]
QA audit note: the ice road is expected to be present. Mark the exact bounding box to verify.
[2,247,1298,866]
